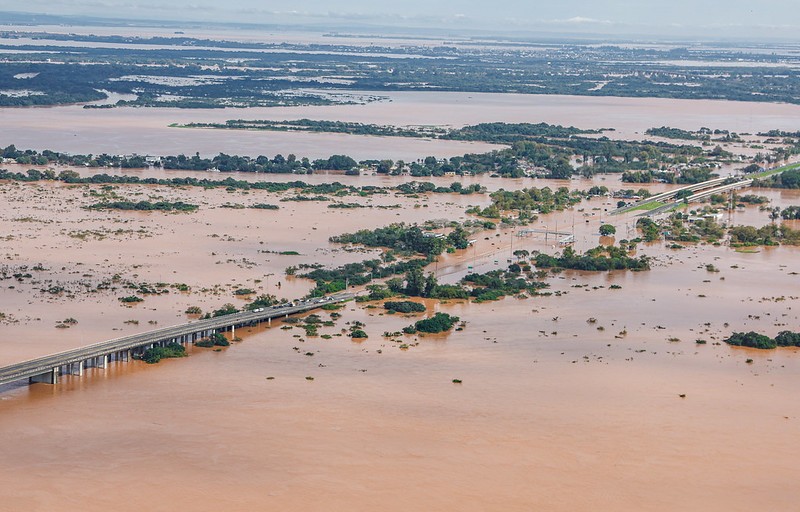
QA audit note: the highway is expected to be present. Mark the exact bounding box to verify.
[611,162,799,217]
[638,179,754,218]
[609,176,732,215]
[0,293,354,387]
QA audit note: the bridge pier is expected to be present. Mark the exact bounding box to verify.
[29,367,59,385]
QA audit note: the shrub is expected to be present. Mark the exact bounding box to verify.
[383,301,426,314]
[140,343,186,364]
[725,331,776,349]
[411,313,460,334]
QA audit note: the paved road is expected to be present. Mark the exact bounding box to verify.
[639,179,754,218]
[0,293,354,387]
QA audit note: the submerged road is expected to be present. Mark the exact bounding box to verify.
[0,293,354,388]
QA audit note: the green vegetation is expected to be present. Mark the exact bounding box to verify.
[469,186,584,219]
[350,329,368,339]
[752,165,800,187]
[181,119,442,138]
[462,269,549,302]
[87,200,198,212]
[659,212,725,243]
[729,224,800,246]
[119,295,144,303]
[404,313,460,334]
[383,301,427,314]
[725,331,800,350]
[196,332,230,348]
[646,126,705,140]
[534,246,650,271]
[622,168,717,184]
[139,342,187,364]
[330,223,469,257]
[778,206,800,220]
[204,303,239,318]
[599,224,617,236]
[300,257,428,297]
[5,31,800,109]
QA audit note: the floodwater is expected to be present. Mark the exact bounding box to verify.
[3,91,800,160]
[1,171,799,511]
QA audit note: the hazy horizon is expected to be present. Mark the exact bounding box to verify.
[3,1,800,41]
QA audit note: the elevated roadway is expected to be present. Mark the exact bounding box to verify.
[0,293,354,388]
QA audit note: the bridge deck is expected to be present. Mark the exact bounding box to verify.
[0,293,353,387]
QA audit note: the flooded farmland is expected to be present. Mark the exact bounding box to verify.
[4,91,800,160]
[0,161,799,511]
[3,18,800,505]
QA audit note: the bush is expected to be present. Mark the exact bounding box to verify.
[724,331,776,349]
[210,332,230,346]
[140,342,187,364]
[384,301,426,313]
[599,224,616,236]
[411,313,460,334]
[775,331,800,347]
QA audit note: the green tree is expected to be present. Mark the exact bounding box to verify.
[599,224,617,236]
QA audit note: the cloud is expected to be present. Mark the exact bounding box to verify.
[559,16,613,25]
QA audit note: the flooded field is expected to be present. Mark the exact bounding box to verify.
[2,91,800,160]
[1,166,799,510]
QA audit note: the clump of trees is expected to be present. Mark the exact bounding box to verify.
[384,301,426,314]
[729,224,800,246]
[599,224,616,236]
[725,331,800,349]
[403,313,460,334]
[87,200,198,212]
[196,332,230,348]
[753,167,800,189]
[330,223,467,257]
[534,246,650,271]
[204,303,238,318]
[468,186,584,219]
[139,342,187,364]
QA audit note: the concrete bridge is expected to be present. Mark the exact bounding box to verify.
[0,293,353,388]
[609,176,735,215]
[611,162,800,217]
[639,179,754,218]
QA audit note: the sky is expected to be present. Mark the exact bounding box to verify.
[4,0,800,40]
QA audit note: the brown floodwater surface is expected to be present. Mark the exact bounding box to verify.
[2,111,800,509]
[3,91,800,160]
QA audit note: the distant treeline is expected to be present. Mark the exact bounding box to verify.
[0,167,485,198]
[4,33,800,107]
[0,122,736,180]
[180,120,604,143]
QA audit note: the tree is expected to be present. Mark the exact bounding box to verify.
[377,159,393,174]
[404,267,425,297]
[513,249,530,260]
[447,226,470,250]
[599,224,617,236]
[423,273,438,298]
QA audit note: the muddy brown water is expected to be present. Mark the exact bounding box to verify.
[1,168,799,510]
[3,90,800,160]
